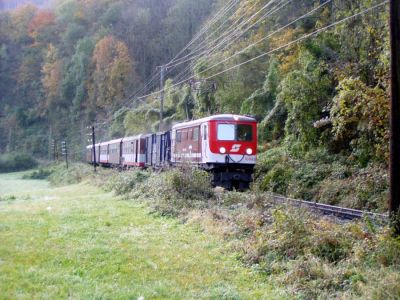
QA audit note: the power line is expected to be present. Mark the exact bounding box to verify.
[132,0,389,102]
[200,0,389,81]
[167,0,260,67]
[81,0,388,141]
[193,0,333,78]
[166,0,288,68]
[97,0,241,127]
[168,0,239,65]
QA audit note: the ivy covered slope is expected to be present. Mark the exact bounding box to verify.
[0,0,390,210]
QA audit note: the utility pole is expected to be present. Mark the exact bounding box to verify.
[159,65,165,131]
[53,139,58,161]
[389,0,400,235]
[390,0,400,235]
[61,141,68,169]
[50,139,56,161]
[92,125,97,173]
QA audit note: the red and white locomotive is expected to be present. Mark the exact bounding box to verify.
[171,114,257,189]
[86,114,257,190]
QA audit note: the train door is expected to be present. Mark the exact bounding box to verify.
[164,132,171,163]
[201,123,208,162]
[152,134,157,166]
[119,141,122,165]
[159,133,165,166]
[135,140,138,164]
[193,126,201,163]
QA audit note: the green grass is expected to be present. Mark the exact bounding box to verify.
[0,173,284,299]
[0,171,49,196]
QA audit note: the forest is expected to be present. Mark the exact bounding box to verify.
[0,0,390,210]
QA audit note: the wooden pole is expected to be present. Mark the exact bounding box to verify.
[160,65,165,131]
[92,126,97,173]
[389,0,400,234]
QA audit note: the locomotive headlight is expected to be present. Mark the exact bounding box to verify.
[220,147,227,154]
[246,148,253,155]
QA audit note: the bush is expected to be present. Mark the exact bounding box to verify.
[255,145,388,211]
[166,167,213,201]
[315,165,388,212]
[259,163,293,195]
[0,153,38,173]
[22,168,53,180]
[105,170,150,195]
[131,167,214,216]
[193,200,399,299]
[48,163,92,186]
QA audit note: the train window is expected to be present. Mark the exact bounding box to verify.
[203,125,207,140]
[193,127,199,141]
[183,131,188,140]
[237,124,253,141]
[176,131,182,143]
[218,124,235,141]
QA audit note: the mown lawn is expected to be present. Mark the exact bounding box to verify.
[0,173,284,299]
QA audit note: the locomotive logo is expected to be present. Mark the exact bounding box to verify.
[230,144,241,153]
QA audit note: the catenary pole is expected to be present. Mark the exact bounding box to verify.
[160,65,165,131]
[61,141,68,169]
[92,126,97,173]
[390,0,400,234]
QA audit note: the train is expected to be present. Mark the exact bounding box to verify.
[86,114,257,190]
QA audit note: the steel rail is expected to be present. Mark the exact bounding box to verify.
[268,192,388,222]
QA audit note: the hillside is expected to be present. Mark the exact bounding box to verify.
[0,0,391,210]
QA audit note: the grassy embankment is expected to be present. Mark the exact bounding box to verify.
[99,165,400,299]
[0,171,283,299]
[3,164,400,299]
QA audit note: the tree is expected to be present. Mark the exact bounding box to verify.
[28,9,55,44]
[90,35,138,112]
[279,50,331,154]
[330,77,389,165]
[42,44,63,112]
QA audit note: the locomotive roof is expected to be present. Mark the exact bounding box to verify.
[172,114,256,130]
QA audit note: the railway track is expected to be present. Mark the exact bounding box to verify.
[268,192,388,222]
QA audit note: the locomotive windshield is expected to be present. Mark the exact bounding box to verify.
[217,124,253,141]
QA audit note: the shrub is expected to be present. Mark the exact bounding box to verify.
[131,167,214,216]
[287,162,330,200]
[22,168,53,180]
[372,233,400,267]
[165,167,213,201]
[259,163,293,194]
[254,146,289,180]
[105,170,150,195]
[0,153,38,173]
[48,163,92,186]
[315,165,388,212]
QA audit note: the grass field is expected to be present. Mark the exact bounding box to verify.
[0,171,49,195]
[0,172,284,299]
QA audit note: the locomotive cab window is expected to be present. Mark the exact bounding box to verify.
[217,124,235,141]
[217,123,253,141]
[237,124,252,141]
